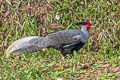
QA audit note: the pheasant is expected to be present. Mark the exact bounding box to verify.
[6,22,92,58]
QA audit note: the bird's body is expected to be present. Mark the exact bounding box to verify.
[6,22,92,58]
[45,29,89,56]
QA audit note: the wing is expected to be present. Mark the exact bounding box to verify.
[45,30,88,46]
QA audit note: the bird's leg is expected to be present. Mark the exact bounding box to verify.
[61,54,65,61]
[69,53,74,58]
[61,52,67,61]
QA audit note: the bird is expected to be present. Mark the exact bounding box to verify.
[6,22,92,58]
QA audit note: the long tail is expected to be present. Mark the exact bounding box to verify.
[6,36,51,58]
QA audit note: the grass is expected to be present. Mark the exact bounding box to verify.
[0,0,120,79]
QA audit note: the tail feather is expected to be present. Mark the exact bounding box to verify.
[6,36,51,58]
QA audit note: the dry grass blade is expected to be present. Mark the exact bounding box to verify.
[48,22,65,29]
[3,10,10,18]
[5,0,12,6]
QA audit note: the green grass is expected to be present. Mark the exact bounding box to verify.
[0,0,120,79]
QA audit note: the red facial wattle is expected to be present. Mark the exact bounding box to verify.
[86,24,92,30]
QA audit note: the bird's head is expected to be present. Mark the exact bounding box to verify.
[75,22,92,30]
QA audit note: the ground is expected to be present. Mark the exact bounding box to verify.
[0,0,120,80]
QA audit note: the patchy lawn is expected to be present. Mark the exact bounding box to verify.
[0,0,120,80]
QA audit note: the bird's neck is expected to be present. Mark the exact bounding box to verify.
[81,25,89,33]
